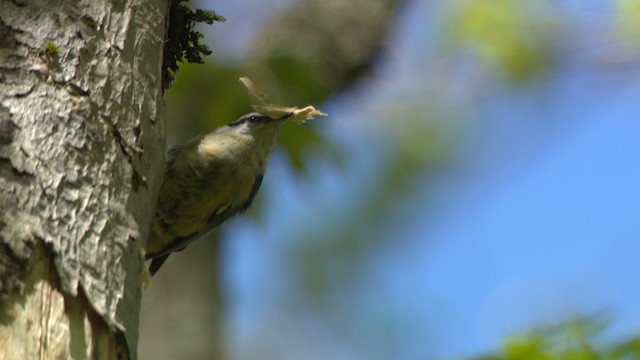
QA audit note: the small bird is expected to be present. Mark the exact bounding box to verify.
[146,112,290,275]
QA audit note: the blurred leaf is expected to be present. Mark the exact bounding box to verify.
[278,123,327,171]
[615,0,640,45]
[503,335,551,360]
[469,316,640,360]
[445,0,559,83]
[164,63,246,142]
[609,337,640,358]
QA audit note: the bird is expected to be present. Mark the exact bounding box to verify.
[145,112,290,275]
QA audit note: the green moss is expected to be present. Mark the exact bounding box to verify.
[44,41,60,56]
[163,0,225,90]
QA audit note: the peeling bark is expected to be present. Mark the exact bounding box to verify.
[0,0,167,358]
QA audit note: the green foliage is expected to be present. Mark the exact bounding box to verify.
[445,0,559,83]
[615,0,640,42]
[44,41,60,56]
[472,317,640,360]
[163,0,225,90]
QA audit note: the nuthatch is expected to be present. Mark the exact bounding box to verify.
[146,112,290,275]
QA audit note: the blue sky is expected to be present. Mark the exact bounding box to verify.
[199,0,640,358]
[419,97,640,355]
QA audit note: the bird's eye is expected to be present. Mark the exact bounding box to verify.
[250,116,256,121]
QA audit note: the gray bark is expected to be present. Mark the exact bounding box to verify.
[0,0,166,358]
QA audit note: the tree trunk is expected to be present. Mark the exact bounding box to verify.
[0,0,167,358]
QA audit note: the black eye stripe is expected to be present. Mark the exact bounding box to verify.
[228,114,270,127]
[253,116,271,123]
[228,116,251,127]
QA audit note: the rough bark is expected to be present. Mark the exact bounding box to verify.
[0,0,166,358]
